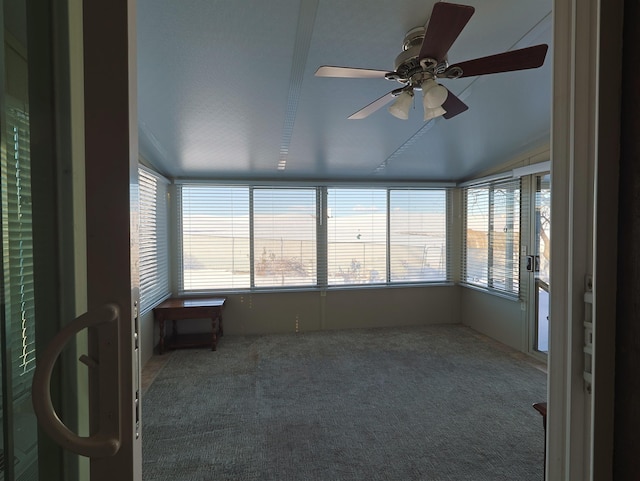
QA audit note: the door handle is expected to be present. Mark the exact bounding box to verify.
[526,255,534,272]
[526,255,541,273]
[32,304,121,458]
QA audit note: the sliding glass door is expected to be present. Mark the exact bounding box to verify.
[2,0,141,479]
[527,173,551,354]
[534,174,551,352]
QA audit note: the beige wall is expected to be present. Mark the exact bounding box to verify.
[141,285,461,364]
[459,287,524,351]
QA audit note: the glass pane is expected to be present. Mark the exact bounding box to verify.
[490,184,520,294]
[327,189,387,285]
[2,1,40,476]
[535,174,551,353]
[536,174,551,285]
[181,186,250,290]
[253,188,317,287]
[139,168,170,309]
[464,187,489,286]
[536,283,550,353]
[389,189,447,282]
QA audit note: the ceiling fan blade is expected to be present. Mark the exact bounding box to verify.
[419,2,475,63]
[348,91,396,119]
[449,44,549,78]
[315,66,391,79]
[442,89,468,119]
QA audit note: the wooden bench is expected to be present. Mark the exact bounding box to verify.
[153,297,226,354]
[533,402,548,480]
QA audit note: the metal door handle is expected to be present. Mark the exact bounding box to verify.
[32,304,121,458]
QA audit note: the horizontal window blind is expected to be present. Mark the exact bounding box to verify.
[463,186,489,286]
[490,181,520,294]
[462,179,520,296]
[327,188,387,285]
[180,186,250,290]
[179,184,452,292]
[389,189,448,282]
[253,188,317,287]
[138,167,170,311]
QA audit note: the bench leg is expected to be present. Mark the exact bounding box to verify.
[211,317,218,351]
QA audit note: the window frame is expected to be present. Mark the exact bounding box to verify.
[462,179,521,298]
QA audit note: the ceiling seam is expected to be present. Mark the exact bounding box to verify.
[277,0,319,171]
[374,120,438,175]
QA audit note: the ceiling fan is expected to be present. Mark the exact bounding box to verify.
[315,2,548,121]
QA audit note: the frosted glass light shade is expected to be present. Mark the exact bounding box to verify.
[388,91,413,119]
[422,79,448,109]
[424,105,446,121]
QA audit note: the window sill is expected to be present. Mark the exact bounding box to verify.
[179,282,455,297]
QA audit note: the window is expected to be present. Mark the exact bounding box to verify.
[327,188,387,285]
[2,103,36,396]
[389,189,448,282]
[253,188,317,287]
[179,185,450,291]
[180,186,250,290]
[463,179,520,296]
[138,166,170,311]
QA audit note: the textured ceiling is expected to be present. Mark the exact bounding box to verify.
[137,0,552,182]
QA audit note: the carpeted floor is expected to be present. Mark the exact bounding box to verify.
[142,325,547,481]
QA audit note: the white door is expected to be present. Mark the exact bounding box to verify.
[1,0,142,479]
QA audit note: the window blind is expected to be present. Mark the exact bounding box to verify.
[180,185,250,290]
[389,189,448,282]
[138,166,170,311]
[462,179,520,296]
[3,104,36,397]
[179,184,452,292]
[327,188,387,285]
[253,188,317,287]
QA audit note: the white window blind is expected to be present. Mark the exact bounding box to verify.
[180,186,250,290]
[253,188,317,287]
[2,104,36,397]
[327,188,387,285]
[464,186,490,285]
[138,167,170,311]
[463,179,520,296]
[389,189,448,282]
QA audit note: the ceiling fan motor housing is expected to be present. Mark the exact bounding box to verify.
[393,27,447,88]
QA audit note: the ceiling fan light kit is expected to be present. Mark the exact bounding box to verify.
[421,79,448,109]
[315,2,548,121]
[424,105,447,122]
[388,90,414,119]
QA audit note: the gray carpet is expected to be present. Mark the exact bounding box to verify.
[142,325,547,481]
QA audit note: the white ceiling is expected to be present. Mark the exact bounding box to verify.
[137,0,552,182]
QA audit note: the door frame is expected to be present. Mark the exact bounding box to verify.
[549,0,622,478]
[82,0,142,479]
[28,0,142,479]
